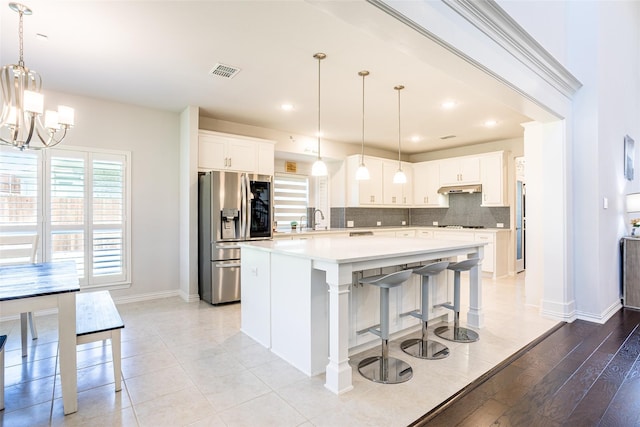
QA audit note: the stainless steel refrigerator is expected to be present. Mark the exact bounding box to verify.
[198,171,273,304]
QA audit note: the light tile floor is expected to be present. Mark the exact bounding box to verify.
[0,273,558,426]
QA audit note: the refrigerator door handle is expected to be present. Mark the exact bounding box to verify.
[245,174,253,240]
[215,262,242,268]
[240,174,247,239]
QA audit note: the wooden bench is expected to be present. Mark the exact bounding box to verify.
[76,291,124,392]
[0,334,5,410]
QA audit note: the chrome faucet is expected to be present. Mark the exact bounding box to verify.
[300,215,307,229]
[314,209,325,229]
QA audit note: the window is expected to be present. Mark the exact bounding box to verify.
[0,146,131,288]
[274,173,308,231]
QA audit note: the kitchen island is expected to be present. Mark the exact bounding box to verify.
[240,236,485,395]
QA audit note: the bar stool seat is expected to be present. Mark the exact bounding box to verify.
[434,258,480,343]
[358,269,413,384]
[401,261,450,359]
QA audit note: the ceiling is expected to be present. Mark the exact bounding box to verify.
[0,1,531,156]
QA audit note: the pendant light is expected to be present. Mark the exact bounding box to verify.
[355,70,370,180]
[311,52,328,177]
[393,85,407,184]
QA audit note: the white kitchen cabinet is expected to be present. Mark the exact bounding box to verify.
[395,229,415,237]
[345,155,384,206]
[416,229,434,239]
[439,156,480,185]
[240,249,271,347]
[382,161,413,205]
[413,161,448,207]
[198,130,275,174]
[474,230,509,277]
[480,151,507,206]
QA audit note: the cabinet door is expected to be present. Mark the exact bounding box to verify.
[382,160,404,205]
[227,139,256,172]
[414,161,446,207]
[199,134,227,170]
[459,157,480,183]
[475,232,495,273]
[257,142,275,175]
[358,157,384,205]
[439,158,461,185]
[480,153,505,206]
[439,156,480,184]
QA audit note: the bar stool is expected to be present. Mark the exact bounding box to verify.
[358,269,413,384]
[400,261,450,359]
[434,258,480,343]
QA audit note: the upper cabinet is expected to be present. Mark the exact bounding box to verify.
[346,155,384,206]
[198,130,275,175]
[382,160,413,206]
[439,156,480,185]
[479,151,507,206]
[413,161,448,208]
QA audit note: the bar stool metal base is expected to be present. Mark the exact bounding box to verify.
[434,325,479,343]
[357,356,413,384]
[400,338,450,360]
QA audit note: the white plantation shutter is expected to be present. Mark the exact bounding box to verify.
[274,173,308,231]
[0,149,41,233]
[92,155,125,280]
[49,153,86,277]
[0,145,130,287]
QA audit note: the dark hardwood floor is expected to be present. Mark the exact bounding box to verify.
[410,308,640,427]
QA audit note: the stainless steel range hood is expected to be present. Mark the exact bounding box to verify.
[437,184,482,194]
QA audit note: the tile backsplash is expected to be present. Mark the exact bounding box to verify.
[331,193,510,229]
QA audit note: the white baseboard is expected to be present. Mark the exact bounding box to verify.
[575,300,623,325]
[111,289,180,305]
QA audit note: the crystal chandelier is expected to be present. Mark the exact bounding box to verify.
[1,2,74,150]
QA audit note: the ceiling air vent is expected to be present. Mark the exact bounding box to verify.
[209,63,241,79]
[440,135,456,140]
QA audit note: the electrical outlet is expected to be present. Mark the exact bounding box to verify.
[347,220,354,228]
[401,221,406,226]
[377,221,382,226]
[497,223,504,228]
[433,221,438,226]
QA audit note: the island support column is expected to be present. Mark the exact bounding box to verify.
[466,247,485,329]
[316,260,354,394]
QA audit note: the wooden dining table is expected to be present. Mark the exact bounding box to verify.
[0,260,79,415]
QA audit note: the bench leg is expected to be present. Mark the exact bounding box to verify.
[111,330,122,392]
[20,313,28,358]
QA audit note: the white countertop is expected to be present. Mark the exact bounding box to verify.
[273,226,509,238]
[242,236,486,264]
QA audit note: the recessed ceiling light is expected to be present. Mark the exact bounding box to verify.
[281,103,293,111]
[441,100,457,109]
[315,131,324,138]
[410,135,421,143]
[484,120,498,127]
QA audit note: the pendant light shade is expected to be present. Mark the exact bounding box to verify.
[393,85,407,184]
[312,52,328,177]
[355,70,370,181]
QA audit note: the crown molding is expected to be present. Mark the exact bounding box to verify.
[442,0,582,98]
[367,0,581,101]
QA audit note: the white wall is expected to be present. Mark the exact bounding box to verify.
[45,90,182,302]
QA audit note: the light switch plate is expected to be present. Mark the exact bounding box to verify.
[377,221,382,226]
[433,221,438,226]
[401,221,406,225]
[497,223,504,228]
[347,220,354,228]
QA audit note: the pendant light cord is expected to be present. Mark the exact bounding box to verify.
[360,71,369,163]
[316,54,322,160]
[395,85,404,169]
